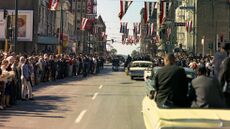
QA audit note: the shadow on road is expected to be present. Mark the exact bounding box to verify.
[33,66,113,92]
[0,95,68,127]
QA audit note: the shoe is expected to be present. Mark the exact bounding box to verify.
[29,98,34,100]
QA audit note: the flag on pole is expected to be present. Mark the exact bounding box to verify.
[147,23,154,36]
[80,18,89,30]
[186,20,193,32]
[189,20,193,32]
[144,2,156,23]
[151,23,154,35]
[122,34,126,44]
[119,0,133,20]
[160,1,171,25]
[125,29,129,38]
[48,0,59,11]
[137,23,141,34]
[120,22,128,33]
[133,22,139,37]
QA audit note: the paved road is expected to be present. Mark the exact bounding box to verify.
[0,66,146,129]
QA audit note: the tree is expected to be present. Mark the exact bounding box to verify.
[110,48,117,56]
[131,50,138,57]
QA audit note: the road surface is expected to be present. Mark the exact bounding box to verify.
[0,66,146,129]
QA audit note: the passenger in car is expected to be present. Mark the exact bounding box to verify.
[155,54,190,108]
[191,65,226,108]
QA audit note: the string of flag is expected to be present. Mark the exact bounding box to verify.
[119,0,133,20]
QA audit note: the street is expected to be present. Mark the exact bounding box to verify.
[0,66,146,129]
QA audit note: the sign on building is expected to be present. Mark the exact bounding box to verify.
[0,10,33,41]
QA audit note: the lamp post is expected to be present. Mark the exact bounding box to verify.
[201,36,205,57]
[58,0,64,54]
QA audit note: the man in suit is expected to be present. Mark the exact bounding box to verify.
[191,65,226,108]
[155,54,189,108]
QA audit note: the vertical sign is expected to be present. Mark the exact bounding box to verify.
[87,0,93,14]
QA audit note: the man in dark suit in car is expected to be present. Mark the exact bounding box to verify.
[155,54,189,108]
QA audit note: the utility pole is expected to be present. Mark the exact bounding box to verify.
[14,0,18,52]
[193,0,196,55]
[58,0,64,54]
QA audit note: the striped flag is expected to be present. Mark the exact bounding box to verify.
[137,23,141,34]
[150,23,154,35]
[119,0,133,20]
[80,18,89,30]
[189,20,193,32]
[186,20,193,32]
[48,0,59,11]
[122,34,126,44]
[160,1,171,25]
[144,2,157,23]
[147,23,154,36]
[133,22,139,37]
[120,22,128,33]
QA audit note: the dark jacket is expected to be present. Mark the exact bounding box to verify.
[155,65,189,108]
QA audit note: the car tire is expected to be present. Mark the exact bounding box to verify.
[131,76,134,80]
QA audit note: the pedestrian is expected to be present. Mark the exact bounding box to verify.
[214,44,227,78]
[20,57,33,100]
[218,49,230,107]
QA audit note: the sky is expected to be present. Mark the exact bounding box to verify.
[97,0,156,55]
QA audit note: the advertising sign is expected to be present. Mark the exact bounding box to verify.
[0,12,6,40]
[87,0,93,14]
[0,10,33,41]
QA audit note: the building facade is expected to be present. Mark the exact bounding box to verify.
[176,0,230,55]
[0,0,77,54]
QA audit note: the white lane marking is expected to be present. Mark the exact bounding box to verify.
[75,110,87,124]
[92,92,99,100]
[98,85,103,89]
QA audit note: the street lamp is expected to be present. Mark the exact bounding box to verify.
[201,36,205,57]
[58,0,70,54]
[14,0,18,52]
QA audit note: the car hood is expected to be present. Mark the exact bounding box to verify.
[142,96,230,129]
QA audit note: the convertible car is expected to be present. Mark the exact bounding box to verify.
[143,67,230,129]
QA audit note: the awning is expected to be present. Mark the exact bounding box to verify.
[37,36,58,45]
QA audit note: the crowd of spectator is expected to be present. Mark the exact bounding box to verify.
[124,43,230,108]
[0,52,105,110]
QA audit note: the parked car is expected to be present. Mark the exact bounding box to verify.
[129,61,153,80]
[142,67,230,129]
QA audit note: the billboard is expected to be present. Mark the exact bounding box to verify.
[0,10,33,41]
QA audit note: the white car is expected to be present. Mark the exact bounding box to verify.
[129,61,153,80]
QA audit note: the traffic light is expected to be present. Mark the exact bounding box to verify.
[3,9,8,19]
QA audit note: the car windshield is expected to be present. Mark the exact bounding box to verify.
[131,63,152,67]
